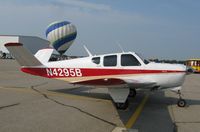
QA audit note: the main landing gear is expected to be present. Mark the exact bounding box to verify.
[115,99,129,110]
[128,88,137,98]
[115,89,136,109]
[177,90,186,107]
[108,88,130,110]
[108,88,137,110]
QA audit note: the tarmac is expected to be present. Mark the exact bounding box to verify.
[0,59,200,132]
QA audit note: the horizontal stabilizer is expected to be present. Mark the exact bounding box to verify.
[5,43,42,66]
[34,48,54,64]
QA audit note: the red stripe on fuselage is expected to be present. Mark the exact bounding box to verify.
[21,67,186,78]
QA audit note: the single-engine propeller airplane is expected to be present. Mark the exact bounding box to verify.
[5,43,188,109]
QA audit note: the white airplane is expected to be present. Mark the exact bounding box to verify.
[5,43,188,109]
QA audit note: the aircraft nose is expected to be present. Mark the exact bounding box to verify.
[178,64,194,75]
[175,64,187,73]
[181,65,187,72]
[175,64,187,85]
[180,65,187,71]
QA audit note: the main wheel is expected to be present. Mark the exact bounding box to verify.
[129,89,136,97]
[177,99,186,107]
[115,100,129,110]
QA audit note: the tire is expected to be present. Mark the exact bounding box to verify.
[115,100,129,110]
[129,89,136,97]
[177,99,186,107]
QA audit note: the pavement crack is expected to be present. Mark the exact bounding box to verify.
[31,82,48,88]
[31,86,117,127]
[0,103,20,110]
[176,121,200,123]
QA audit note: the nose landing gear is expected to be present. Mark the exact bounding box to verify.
[177,90,186,107]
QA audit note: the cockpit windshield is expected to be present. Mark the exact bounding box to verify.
[135,53,150,64]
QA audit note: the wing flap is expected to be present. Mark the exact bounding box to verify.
[75,78,126,86]
[124,79,156,88]
[74,77,156,88]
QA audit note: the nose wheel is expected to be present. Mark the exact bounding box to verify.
[177,99,186,107]
[177,90,186,107]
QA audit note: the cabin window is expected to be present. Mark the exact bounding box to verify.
[136,53,149,64]
[92,57,100,64]
[104,55,117,66]
[121,54,141,66]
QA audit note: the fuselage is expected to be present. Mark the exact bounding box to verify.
[21,52,187,90]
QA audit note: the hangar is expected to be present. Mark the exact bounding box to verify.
[0,35,49,54]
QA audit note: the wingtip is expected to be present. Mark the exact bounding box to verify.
[4,43,23,47]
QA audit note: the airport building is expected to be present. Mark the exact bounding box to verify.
[0,35,50,54]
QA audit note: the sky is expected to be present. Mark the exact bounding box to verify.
[0,0,200,60]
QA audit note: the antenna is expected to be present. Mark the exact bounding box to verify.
[116,41,124,53]
[83,45,93,57]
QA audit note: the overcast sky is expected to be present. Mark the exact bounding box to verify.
[0,0,199,60]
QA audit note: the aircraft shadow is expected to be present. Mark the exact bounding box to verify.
[49,87,200,132]
[49,86,111,100]
[123,91,200,132]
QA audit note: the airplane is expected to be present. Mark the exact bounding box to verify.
[5,42,188,110]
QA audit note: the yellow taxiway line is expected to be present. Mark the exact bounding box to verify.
[0,86,148,129]
[125,95,149,128]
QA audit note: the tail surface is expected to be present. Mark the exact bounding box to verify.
[5,43,42,66]
[34,48,54,64]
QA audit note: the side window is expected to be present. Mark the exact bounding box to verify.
[92,57,100,64]
[121,54,141,66]
[104,55,117,66]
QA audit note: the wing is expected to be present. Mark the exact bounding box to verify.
[74,78,157,89]
[123,78,157,88]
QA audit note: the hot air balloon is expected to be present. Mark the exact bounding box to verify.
[46,21,77,55]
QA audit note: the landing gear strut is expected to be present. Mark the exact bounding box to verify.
[108,88,130,110]
[177,90,186,107]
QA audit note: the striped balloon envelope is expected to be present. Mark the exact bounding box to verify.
[46,21,77,55]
